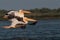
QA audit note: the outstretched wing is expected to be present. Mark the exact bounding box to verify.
[23,10,31,14]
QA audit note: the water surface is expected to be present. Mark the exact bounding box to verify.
[0,19,60,39]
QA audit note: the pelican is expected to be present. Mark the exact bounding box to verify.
[3,9,37,29]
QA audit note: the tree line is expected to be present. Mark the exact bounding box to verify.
[0,8,60,20]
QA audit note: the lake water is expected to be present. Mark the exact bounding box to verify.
[0,19,60,40]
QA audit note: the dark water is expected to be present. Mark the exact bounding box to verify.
[0,19,60,40]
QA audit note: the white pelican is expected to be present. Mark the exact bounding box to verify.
[3,9,37,28]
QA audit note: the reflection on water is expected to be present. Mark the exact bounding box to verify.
[0,19,60,40]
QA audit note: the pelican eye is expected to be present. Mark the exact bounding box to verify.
[5,14,8,15]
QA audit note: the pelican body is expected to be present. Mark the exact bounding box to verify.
[3,9,37,29]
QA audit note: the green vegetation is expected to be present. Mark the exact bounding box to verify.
[0,8,60,20]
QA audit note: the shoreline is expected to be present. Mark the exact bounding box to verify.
[0,37,60,40]
[0,17,60,21]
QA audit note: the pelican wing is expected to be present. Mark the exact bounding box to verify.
[24,17,37,22]
[23,11,31,14]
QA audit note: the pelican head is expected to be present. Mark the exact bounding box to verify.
[3,11,15,19]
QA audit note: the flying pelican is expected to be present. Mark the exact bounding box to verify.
[3,9,37,28]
